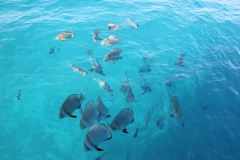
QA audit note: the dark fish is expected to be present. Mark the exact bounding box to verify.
[157,116,166,130]
[87,49,94,56]
[133,125,139,137]
[93,30,101,42]
[16,89,21,100]
[120,72,136,103]
[49,47,55,55]
[139,64,151,74]
[202,105,208,111]
[140,82,151,95]
[175,53,185,67]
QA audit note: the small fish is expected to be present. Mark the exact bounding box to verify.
[157,116,166,130]
[126,18,138,28]
[107,23,121,31]
[133,125,139,137]
[87,49,94,56]
[54,31,74,41]
[202,105,208,111]
[120,72,136,103]
[188,141,194,160]
[89,57,105,76]
[144,109,151,126]
[93,77,113,94]
[93,30,101,42]
[139,64,151,74]
[166,80,177,90]
[49,47,55,55]
[95,151,108,160]
[175,53,185,67]
[140,81,151,95]
[68,61,88,76]
[16,89,21,100]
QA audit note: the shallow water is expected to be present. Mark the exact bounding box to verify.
[0,0,240,160]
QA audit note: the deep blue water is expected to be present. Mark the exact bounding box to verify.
[0,0,240,160]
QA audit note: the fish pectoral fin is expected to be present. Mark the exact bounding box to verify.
[68,113,77,118]
[110,60,115,64]
[95,147,104,151]
[61,38,66,41]
[170,114,176,118]
[119,56,123,59]
[106,115,111,118]
[122,128,128,134]
[104,133,112,141]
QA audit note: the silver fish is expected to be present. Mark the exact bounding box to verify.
[54,31,74,41]
[169,95,183,121]
[126,18,138,28]
[103,48,122,63]
[89,57,105,76]
[108,107,134,133]
[97,96,110,122]
[120,72,136,103]
[93,77,113,94]
[68,61,88,76]
[107,23,121,31]
[84,123,112,152]
[59,94,85,119]
[80,101,99,129]
[100,35,120,47]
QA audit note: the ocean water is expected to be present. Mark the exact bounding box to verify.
[0,0,240,159]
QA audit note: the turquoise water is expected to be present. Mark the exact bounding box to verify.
[1,0,240,159]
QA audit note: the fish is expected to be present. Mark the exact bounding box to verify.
[100,35,120,46]
[126,18,138,28]
[16,89,21,100]
[169,95,183,122]
[120,72,136,103]
[140,81,152,95]
[138,64,151,74]
[108,107,134,133]
[49,47,55,55]
[68,61,88,76]
[175,53,185,67]
[133,125,139,137]
[54,31,74,41]
[89,57,105,76]
[95,151,108,160]
[144,102,157,126]
[157,116,166,130]
[166,80,177,90]
[188,141,194,160]
[80,101,99,129]
[96,96,111,122]
[93,30,101,42]
[84,123,112,152]
[59,94,85,119]
[202,105,208,111]
[93,77,113,94]
[103,48,122,63]
[107,23,121,31]
[87,49,94,56]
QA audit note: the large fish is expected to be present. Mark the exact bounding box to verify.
[103,48,122,63]
[93,77,113,94]
[80,101,99,129]
[100,35,120,46]
[89,57,105,76]
[84,123,112,152]
[169,96,183,121]
[68,61,88,76]
[96,96,111,122]
[126,18,138,28]
[108,107,134,133]
[54,31,74,41]
[59,94,85,119]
